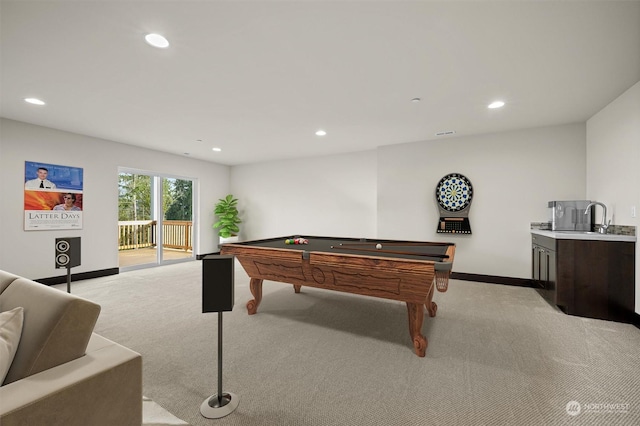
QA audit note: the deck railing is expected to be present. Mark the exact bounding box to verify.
[162,220,193,251]
[118,220,192,251]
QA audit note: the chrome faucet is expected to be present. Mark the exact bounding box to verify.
[585,202,610,234]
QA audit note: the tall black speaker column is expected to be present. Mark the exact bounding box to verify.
[55,237,81,293]
[200,255,239,419]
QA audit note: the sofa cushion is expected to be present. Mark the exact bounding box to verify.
[0,271,20,295]
[0,278,100,385]
[0,307,24,385]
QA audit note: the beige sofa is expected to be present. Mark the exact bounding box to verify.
[0,270,142,426]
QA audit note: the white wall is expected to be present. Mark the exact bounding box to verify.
[586,80,640,313]
[377,124,587,278]
[229,123,586,280]
[0,118,229,279]
[230,150,377,240]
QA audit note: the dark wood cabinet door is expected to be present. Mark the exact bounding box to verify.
[545,249,557,304]
[556,239,634,322]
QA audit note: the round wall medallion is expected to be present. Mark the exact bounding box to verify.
[436,173,473,212]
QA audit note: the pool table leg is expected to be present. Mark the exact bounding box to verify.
[406,302,427,357]
[246,278,263,315]
[425,280,438,317]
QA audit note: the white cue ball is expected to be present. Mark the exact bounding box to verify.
[376,243,382,250]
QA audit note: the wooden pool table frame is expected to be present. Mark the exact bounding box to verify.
[221,237,455,357]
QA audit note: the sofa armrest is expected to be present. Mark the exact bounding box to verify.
[0,334,142,426]
[1,277,101,384]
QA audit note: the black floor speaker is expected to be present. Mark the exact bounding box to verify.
[55,237,81,269]
[202,255,235,313]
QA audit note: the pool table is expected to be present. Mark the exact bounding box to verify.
[220,236,455,357]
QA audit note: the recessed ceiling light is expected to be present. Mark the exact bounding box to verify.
[24,98,45,106]
[411,98,421,103]
[145,33,169,48]
[212,147,222,152]
[488,100,505,109]
[315,130,327,136]
[183,152,190,156]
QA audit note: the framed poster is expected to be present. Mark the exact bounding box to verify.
[24,161,84,230]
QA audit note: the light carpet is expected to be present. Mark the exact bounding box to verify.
[60,260,640,426]
[143,396,189,426]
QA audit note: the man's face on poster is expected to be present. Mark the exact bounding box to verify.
[37,168,48,180]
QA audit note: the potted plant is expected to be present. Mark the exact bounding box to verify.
[213,194,241,245]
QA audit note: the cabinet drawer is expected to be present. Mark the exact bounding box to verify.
[532,234,555,251]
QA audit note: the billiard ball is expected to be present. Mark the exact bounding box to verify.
[376,243,382,250]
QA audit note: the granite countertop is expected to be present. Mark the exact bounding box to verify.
[531,229,636,242]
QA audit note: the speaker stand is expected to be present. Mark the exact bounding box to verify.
[200,312,239,419]
[66,267,71,293]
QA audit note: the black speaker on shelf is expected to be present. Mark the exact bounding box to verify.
[202,255,235,313]
[55,237,81,269]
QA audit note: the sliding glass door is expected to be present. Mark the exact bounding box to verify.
[118,170,194,269]
[160,177,193,263]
